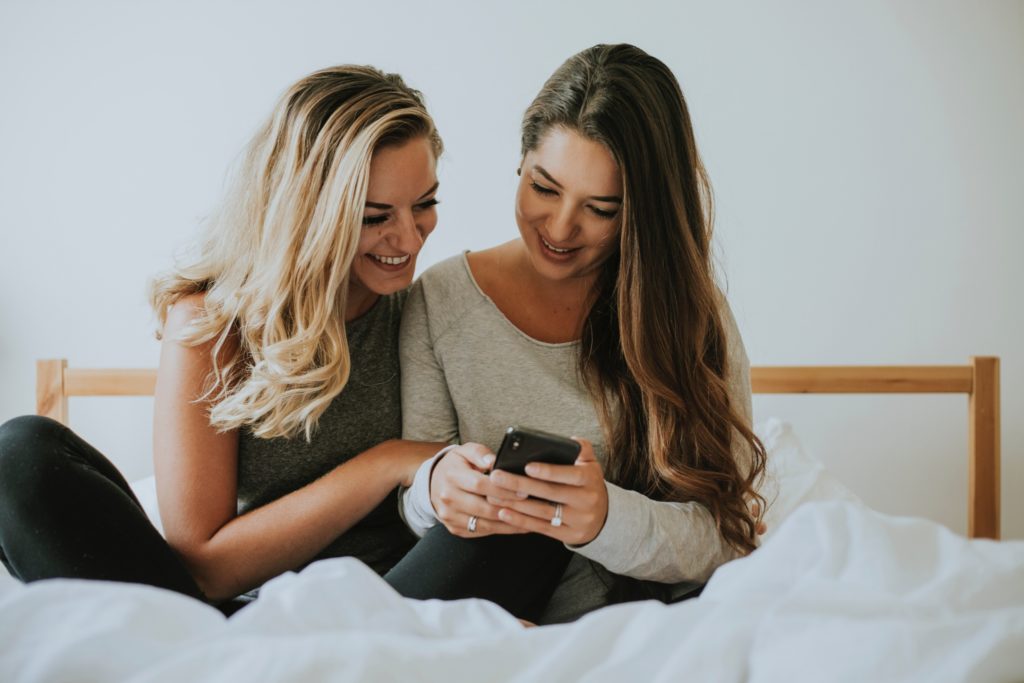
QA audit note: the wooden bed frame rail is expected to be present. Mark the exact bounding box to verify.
[36,357,1001,540]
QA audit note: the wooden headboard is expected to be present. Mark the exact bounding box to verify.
[35,356,1001,540]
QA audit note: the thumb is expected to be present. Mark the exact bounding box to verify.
[571,437,596,464]
[459,443,495,471]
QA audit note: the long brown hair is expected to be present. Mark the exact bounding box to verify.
[522,44,766,554]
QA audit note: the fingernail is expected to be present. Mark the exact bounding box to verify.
[516,491,529,499]
[482,455,494,467]
[498,509,509,520]
[524,464,538,476]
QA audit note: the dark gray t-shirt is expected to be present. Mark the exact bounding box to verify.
[236,291,415,576]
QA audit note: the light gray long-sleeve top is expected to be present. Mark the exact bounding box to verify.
[399,252,753,623]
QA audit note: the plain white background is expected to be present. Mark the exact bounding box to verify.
[1,0,1020,539]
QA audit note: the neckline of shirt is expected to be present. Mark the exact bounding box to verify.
[457,250,580,350]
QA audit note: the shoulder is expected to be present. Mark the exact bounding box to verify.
[462,241,517,296]
[155,293,222,403]
[160,291,239,362]
[163,292,208,337]
[713,288,753,410]
[405,252,487,335]
[712,288,743,347]
[415,252,475,294]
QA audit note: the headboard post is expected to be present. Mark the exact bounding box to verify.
[36,358,69,425]
[968,356,1000,539]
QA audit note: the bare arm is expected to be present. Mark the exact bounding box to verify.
[153,294,438,601]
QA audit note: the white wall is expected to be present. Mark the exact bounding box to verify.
[1,1,1020,538]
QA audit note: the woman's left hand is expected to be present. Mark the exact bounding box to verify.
[485,438,608,546]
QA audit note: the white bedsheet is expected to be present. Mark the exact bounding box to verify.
[2,500,1022,682]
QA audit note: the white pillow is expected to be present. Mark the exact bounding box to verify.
[130,475,164,536]
[755,417,861,538]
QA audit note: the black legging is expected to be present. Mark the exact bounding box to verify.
[0,415,571,622]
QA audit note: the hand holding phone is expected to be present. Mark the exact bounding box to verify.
[487,433,609,546]
[493,426,580,476]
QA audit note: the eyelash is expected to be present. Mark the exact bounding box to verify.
[530,182,618,220]
[362,198,440,227]
[530,182,557,196]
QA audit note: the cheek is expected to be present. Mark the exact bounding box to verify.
[515,190,545,227]
[577,215,617,249]
[420,211,438,239]
[591,224,620,253]
[355,228,379,256]
[348,254,368,287]
[349,231,376,283]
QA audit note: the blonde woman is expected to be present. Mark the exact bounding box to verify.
[0,66,567,620]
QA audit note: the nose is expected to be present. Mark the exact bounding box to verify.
[546,201,578,243]
[385,208,425,252]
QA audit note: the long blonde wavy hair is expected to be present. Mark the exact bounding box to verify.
[150,65,442,440]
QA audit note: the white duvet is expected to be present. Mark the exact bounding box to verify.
[1,422,1022,682]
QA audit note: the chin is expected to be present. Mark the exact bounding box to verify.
[366,275,414,296]
[524,240,598,282]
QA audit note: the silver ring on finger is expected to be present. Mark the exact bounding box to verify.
[551,503,563,528]
[467,515,479,533]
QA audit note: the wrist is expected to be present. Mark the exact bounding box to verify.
[393,448,424,488]
[369,441,415,488]
[425,452,446,505]
[574,503,609,547]
[399,448,454,536]
[420,446,456,510]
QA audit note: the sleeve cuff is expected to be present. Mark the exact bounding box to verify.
[565,481,646,573]
[398,445,456,537]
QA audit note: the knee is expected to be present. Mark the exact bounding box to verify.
[0,415,66,456]
[0,415,68,490]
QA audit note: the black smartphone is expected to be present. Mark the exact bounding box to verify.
[493,426,581,475]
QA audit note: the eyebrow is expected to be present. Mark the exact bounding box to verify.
[534,166,622,203]
[365,181,440,210]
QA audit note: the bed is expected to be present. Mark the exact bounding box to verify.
[2,357,1018,682]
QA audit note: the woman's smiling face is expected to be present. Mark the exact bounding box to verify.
[514,126,622,282]
[350,136,439,299]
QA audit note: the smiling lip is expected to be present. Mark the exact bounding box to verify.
[368,253,411,272]
[538,234,582,262]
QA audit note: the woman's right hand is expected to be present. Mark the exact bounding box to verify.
[429,443,529,538]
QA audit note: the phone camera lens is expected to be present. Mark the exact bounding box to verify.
[512,440,520,450]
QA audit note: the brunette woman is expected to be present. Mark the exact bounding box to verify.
[399,44,767,623]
